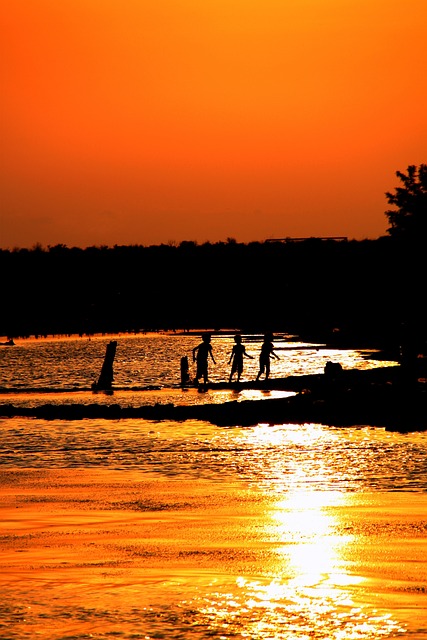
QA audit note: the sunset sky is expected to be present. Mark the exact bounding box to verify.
[1,0,426,249]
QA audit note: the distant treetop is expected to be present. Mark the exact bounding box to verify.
[385,164,427,239]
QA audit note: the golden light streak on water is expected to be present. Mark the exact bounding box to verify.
[195,575,405,639]
[271,491,351,587]
[194,489,407,638]
[191,466,406,639]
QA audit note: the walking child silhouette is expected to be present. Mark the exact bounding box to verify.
[192,333,216,387]
[228,333,254,383]
[256,332,280,381]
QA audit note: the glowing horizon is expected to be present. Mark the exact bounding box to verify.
[1,0,426,249]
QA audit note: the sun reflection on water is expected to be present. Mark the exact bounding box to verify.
[270,491,351,585]
[194,440,405,640]
[196,576,405,639]
[195,489,406,639]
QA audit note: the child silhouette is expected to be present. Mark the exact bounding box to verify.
[192,333,216,386]
[228,333,253,383]
[256,332,280,381]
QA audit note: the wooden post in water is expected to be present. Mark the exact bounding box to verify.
[180,355,190,386]
[93,340,117,391]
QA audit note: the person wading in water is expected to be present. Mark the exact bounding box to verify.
[228,333,254,383]
[256,332,280,381]
[192,333,216,387]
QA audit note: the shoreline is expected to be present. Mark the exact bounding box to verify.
[1,360,426,431]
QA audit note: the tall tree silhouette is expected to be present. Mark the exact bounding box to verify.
[385,164,427,239]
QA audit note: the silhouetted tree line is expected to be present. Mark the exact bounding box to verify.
[0,236,424,352]
[1,164,425,352]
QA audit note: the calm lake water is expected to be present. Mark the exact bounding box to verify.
[0,331,397,404]
[1,333,426,639]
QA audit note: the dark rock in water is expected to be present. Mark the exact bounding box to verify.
[324,361,343,378]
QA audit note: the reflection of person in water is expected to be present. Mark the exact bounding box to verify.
[192,333,216,386]
[256,332,280,381]
[228,333,253,383]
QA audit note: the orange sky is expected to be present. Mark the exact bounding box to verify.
[1,0,426,248]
